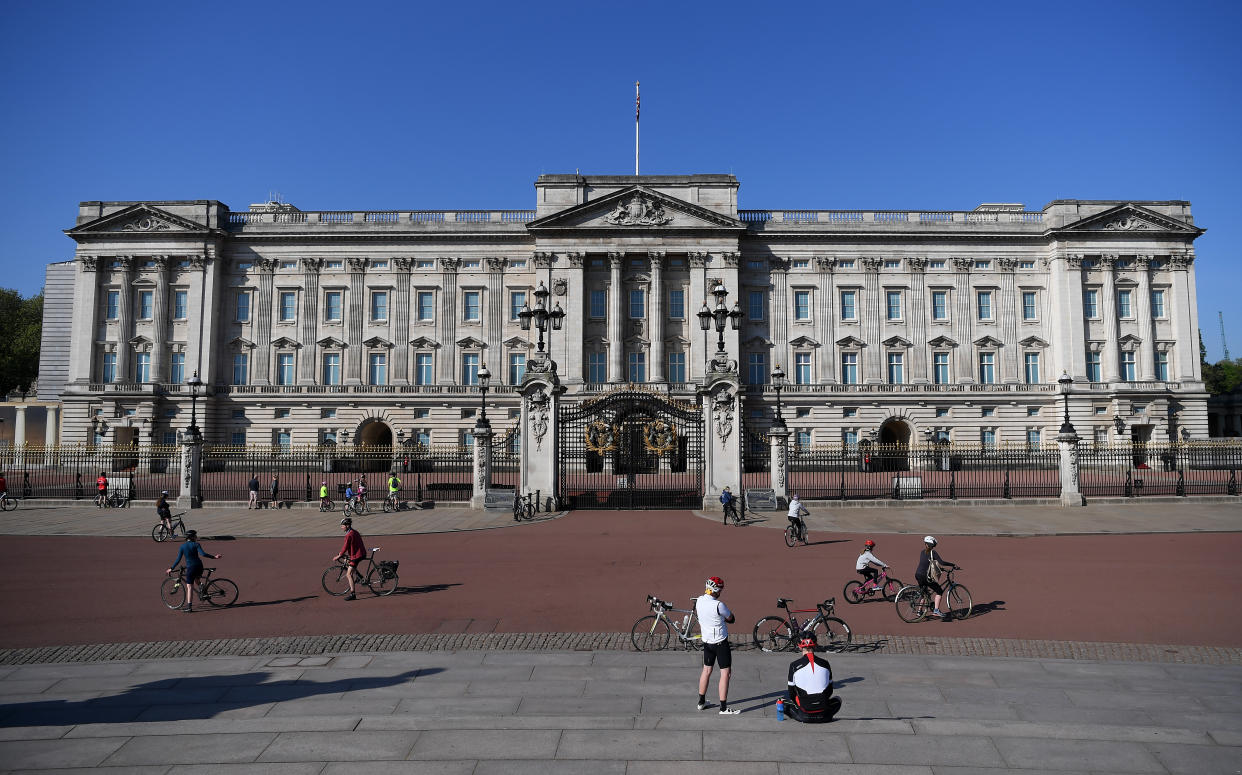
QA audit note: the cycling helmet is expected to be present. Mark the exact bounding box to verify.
[185,530,197,540]
[322,481,327,485]
[923,535,937,546]
[160,490,169,496]
[340,517,352,526]
[705,576,724,593]
[798,633,818,650]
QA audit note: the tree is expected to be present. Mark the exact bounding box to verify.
[0,289,42,398]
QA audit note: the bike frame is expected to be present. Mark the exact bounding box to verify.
[646,596,700,646]
[859,568,893,593]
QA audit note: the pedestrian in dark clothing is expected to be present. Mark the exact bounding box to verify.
[248,475,260,509]
[269,475,279,508]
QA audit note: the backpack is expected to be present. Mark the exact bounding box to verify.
[927,551,943,581]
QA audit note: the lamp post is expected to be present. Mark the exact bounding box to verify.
[697,283,743,355]
[518,282,565,367]
[771,363,787,429]
[187,370,203,439]
[476,363,491,429]
[1057,371,1075,435]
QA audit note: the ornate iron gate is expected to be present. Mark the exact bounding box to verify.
[558,389,704,509]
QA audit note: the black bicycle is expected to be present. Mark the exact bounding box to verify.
[722,500,741,525]
[753,597,851,653]
[161,567,239,609]
[321,547,399,597]
[151,512,189,542]
[513,491,535,521]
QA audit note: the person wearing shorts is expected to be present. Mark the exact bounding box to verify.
[915,535,959,618]
[333,517,366,601]
[695,576,739,715]
[165,530,221,612]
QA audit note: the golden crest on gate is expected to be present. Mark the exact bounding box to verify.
[642,420,678,454]
[585,420,619,453]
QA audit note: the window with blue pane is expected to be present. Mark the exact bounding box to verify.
[173,290,188,320]
[1084,289,1099,318]
[1024,352,1040,384]
[841,353,858,384]
[667,352,685,383]
[588,352,607,383]
[933,352,950,384]
[840,291,856,320]
[1155,351,1169,381]
[170,353,185,384]
[977,291,992,320]
[887,352,904,384]
[232,432,247,446]
[232,353,249,385]
[324,291,342,321]
[322,353,341,385]
[510,291,526,321]
[461,353,479,385]
[416,430,430,447]
[629,289,645,318]
[368,353,387,385]
[931,291,947,320]
[415,353,433,385]
[277,431,291,449]
[796,430,811,450]
[885,290,901,320]
[981,429,996,448]
[668,289,684,319]
[978,352,995,384]
[105,291,119,320]
[794,353,811,384]
[794,290,810,321]
[1086,351,1101,382]
[276,353,293,385]
[463,291,480,321]
[417,292,434,321]
[135,353,151,383]
[1117,289,1132,318]
[1151,290,1165,318]
[279,292,296,322]
[1121,351,1136,381]
[628,352,646,383]
[748,291,764,321]
[590,290,607,319]
[1022,291,1037,320]
[747,353,767,385]
[102,353,116,382]
[508,353,526,385]
[842,430,858,446]
[370,292,388,321]
[135,290,152,320]
[1026,429,1041,447]
[234,291,248,322]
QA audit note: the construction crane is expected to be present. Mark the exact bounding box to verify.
[1222,311,1232,361]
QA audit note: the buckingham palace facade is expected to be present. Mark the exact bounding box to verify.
[46,174,1208,451]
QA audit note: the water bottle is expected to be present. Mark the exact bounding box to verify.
[775,698,785,721]
[682,615,691,632]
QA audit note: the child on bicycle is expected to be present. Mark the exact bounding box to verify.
[319,481,331,511]
[855,539,889,588]
[156,490,173,533]
[915,535,959,618]
[344,481,357,511]
[786,494,808,540]
[356,479,367,510]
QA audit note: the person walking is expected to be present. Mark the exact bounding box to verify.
[269,475,279,509]
[784,632,841,722]
[719,486,739,525]
[247,474,260,509]
[165,530,221,612]
[915,535,959,619]
[332,517,366,601]
[95,471,108,508]
[695,576,739,714]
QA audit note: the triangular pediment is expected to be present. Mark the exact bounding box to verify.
[1057,204,1202,235]
[128,335,153,346]
[973,336,1005,348]
[316,336,348,348]
[503,336,533,349]
[228,336,256,349]
[362,336,394,348]
[526,186,745,232]
[270,336,301,348]
[623,335,650,347]
[456,336,487,349]
[882,335,913,348]
[928,335,959,348]
[743,335,773,348]
[789,335,820,348]
[66,204,215,236]
[665,335,691,346]
[1018,336,1050,348]
[409,336,440,349]
[1118,334,1143,346]
[835,336,867,348]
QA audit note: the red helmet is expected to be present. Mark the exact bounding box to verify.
[798,633,818,650]
[864,539,875,548]
[705,576,724,593]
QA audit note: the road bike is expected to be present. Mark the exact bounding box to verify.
[321,547,399,597]
[151,513,189,542]
[0,491,17,511]
[631,595,703,651]
[513,491,535,521]
[753,597,851,653]
[894,567,972,622]
[103,490,129,508]
[784,516,809,547]
[843,568,904,604]
[161,567,239,609]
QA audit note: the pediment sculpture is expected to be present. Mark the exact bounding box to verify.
[603,193,673,226]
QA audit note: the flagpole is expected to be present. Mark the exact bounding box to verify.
[635,81,640,176]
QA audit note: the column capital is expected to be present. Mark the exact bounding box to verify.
[253,257,276,273]
[997,257,1019,272]
[906,256,927,273]
[347,257,368,273]
[116,255,136,272]
[80,255,99,272]
[862,256,883,273]
[486,257,508,273]
[815,256,838,273]
[647,250,666,269]
[1100,254,1119,269]
[190,254,213,270]
[607,251,625,268]
[301,257,324,273]
[394,257,414,271]
[768,257,790,273]
[1134,254,1153,270]
[439,256,461,273]
[687,252,709,268]
[721,252,740,268]
[533,251,555,269]
[952,257,973,273]
[1169,251,1193,270]
[566,252,585,267]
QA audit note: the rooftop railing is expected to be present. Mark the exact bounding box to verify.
[227,210,537,226]
[738,210,1044,225]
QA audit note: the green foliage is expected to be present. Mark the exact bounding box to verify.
[1203,357,1242,396]
[0,289,42,398]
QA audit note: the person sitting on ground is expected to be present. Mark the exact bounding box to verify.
[156,491,173,532]
[855,539,889,587]
[915,535,959,618]
[719,486,739,524]
[785,633,841,723]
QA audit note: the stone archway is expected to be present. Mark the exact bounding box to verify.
[876,418,912,472]
[357,419,393,449]
[878,418,912,445]
[355,419,394,473]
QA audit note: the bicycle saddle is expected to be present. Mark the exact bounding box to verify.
[777,597,791,608]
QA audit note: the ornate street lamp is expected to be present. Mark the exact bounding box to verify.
[1057,371,1075,435]
[518,282,564,358]
[771,363,787,429]
[476,363,491,429]
[696,283,742,354]
[187,370,204,439]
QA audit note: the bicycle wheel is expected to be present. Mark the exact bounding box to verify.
[813,617,852,652]
[160,577,185,609]
[843,580,865,604]
[945,584,972,621]
[321,564,351,596]
[630,615,672,651]
[895,586,929,623]
[801,526,810,545]
[881,577,903,602]
[151,524,172,542]
[203,578,239,607]
[1,495,16,511]
[784,526,796,547]
[383,498,393,513]
[367,566,398,596]
[343,501,354,517]
[753,616,795,652]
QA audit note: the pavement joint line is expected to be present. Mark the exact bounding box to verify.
[1,633,1239,665]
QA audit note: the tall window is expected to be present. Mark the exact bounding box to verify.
[135,352,151,383]
[232,353,249,385]
[279,291,296,322]
[508,352,526,385]
[1086,351,1102,382]
[667,352,686,383]
[461,353,479,385]
[173,290,188,320]
[796,430,811,450]
[747,352,767,385]
[1121,351,1136,381]
[414,353,433,385]
[368,353,387,385]
[324,291,342,321]
[628,352,646,383]
[1023,352,1040,384]
[276,353,293,385]
[976,291,993,320]
[841,352,858,385]
[1022,291,1037,320]
[629,289,645,318]
[931,290,947,321]
[232,431,247,446]
[234,291,249,322]
[1117,289,1133,318]
[748,290,764,321]
[277,431,291,450]
[840,290,856,320]
[588,352,607,383]
[1026,429,1042,448]
[1155,351,1169,381]
[1084,289,1099,319]
[463,291,481,321]
[370,291,388,321]
[887,352,904,384]
[590,290,606,318]
[1151,289,1166,318]
[102,353,117,382]
[933,352,950,384]
[978,352,995,384]
[510,291,526,321]
[794,352,811,385]
[668,289,685,319]
[981,428,996,448]
[105,290,119,320]
[885,290,902,320]
[794,290,810,321]
[170,353,185,384]
[842,430,858,446]
[322,353,341,385]
[417,291,434,321]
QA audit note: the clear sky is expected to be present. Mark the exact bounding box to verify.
[2,1,1239,359]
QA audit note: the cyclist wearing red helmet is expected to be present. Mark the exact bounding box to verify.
[784,632,841,723]
[855,538,889,587]
[695,576,739,714]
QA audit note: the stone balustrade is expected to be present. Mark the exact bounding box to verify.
[738,209,1044,226]
[226,210,537,226]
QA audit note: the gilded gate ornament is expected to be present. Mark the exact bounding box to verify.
[642,420,678,455]
[585,420,619,453]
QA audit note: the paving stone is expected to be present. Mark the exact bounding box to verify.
[171,669,307,688]
[169,765,326,775]
[101,732,277,766]
[465,679,585,697]
[992,737,1166,772]
[360,714,636,731]
[516,696,642,715]
[1147,741,1242,774]
[0,678,60,695]
[409,729,560,759]
[1063,688,1208,712]
[394,697,520,715]
[0,738,126,770]
[218,685,346,703]
[556,729,702,760]
[265,697,400,716]
[914,719,1212,745]
[258,730,417,761]
[66,717,356,737]
[530,665,646,681]
[133,702,279,722]
[342,680,469,700]
[324,763,476,775]
[940,687,1072,706]
[1207,728,1242,745]
[627,762,779,775]
[0,703,144,726]
[885,701,1020,722]
[0,725,69,741]
[1015,705,1156,726]
[482,651,595,666]
[8,767,169,775]
[846,733,1006,767]
[474,760,627,775]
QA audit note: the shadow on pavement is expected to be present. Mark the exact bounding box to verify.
[228,595,318,610]
[390,582,461,597]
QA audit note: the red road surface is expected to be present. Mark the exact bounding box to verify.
[3,510,1240,649]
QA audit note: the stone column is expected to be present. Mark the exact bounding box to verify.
[69,256,101,384]
[193,251,221,389]
[1057,430,1084,506]
[563,253,585,383]
[252,258,275,385]
[297,258,322,385]
[862,257,883,383]
[951,258,974,382]
[701,376,741,508]
[1050,254,1088,379]
[769,425,790,501]
[346,258,366,384]
[908,257,929,383]
[519,379,561,506]
[115,256,136,382]
[177,433,203,509]
[470,423,493,508]
[45,405,59,447]
[770,257,790,378]
[13,405,27,469]
[649,251,666,382]
[688,253,708,384]
[607,252,624,383]
[816,257,837,383]
[150,255,171,382]
[1134,256,1155,380]
[1170,253,1196,380]
[392,258,412,384]
[998,258,1020,383]
[486,258,507,381]
[1100,255,1120,382]
[438,258,460,385]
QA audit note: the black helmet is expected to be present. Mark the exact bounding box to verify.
[186,529,198,540]
[340,517,352,526]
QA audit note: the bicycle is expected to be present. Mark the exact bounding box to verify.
[319,496,335,512]
[784,515,809,547]
[151,512,189,542]
[631,595,703,651]
[342,496,367,517]
[382,491,402,513]
[894,567,972,622]
[103,490,129,508]
[513,491,535,521]
[160,567,239,609]
[0,491,17,511]
[753,597,852,653]
[321,547,399,597]
[843,568,904,604]
[722,500,741,525]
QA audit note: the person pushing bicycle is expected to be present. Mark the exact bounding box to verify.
[915,535,959,619]
[387,472,401,508]
[787,494,808,541]
[719,486,739,525]
[165,529,221,613]
[855,539,889,588]
[318,480,331,511]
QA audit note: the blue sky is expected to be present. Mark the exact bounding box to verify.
[2,1,1240,359]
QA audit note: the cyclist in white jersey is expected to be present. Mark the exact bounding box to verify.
[695,576,739,715]
[787,494,808,540]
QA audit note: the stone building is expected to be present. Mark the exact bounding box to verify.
[44,174,1207,453]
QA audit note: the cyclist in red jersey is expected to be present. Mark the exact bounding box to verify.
[332,517,366,601]
[95,472,108,508]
